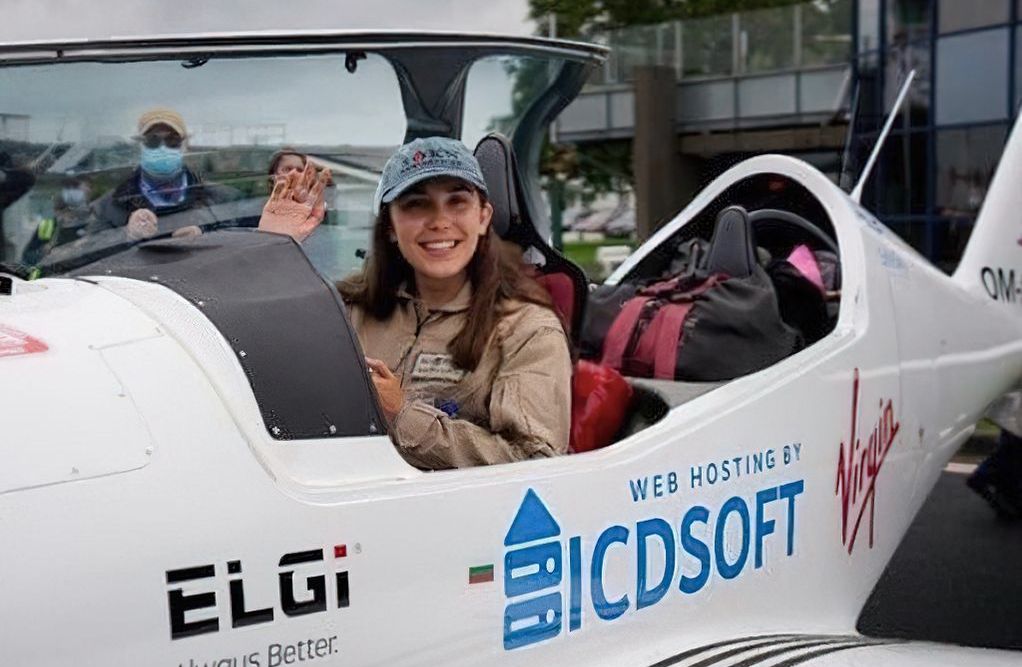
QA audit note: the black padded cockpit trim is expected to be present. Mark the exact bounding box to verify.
[473,133,589,341]
[75,229,385,440]
[474,137,518,239]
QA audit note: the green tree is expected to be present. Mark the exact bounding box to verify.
[528,0,807,39]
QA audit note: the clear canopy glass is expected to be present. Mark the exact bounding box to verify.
[0,39,594,281]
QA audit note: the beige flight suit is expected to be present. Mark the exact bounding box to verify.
[348,282,572,469]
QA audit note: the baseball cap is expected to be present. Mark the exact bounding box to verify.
[373,137,488,214]
[136,107,188,138]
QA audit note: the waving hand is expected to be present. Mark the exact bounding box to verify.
[258,163,331,242]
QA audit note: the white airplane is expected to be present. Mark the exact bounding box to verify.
[1,31,1020,667]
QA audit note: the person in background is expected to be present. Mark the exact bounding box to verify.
[967,430,1022,519]
[21,176,92,266]
[0,150,36,262]
[268,150,337,225]
[87,107,235,240]
[267,149,306,188]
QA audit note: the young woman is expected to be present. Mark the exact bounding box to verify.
[260,137,572,469]
[346,137,572,469]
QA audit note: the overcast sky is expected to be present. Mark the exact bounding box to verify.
[0,0,539,42]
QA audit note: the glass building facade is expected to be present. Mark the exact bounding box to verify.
[566,0,1022,271]
[853,0,1022,271]
[589,1,853,86]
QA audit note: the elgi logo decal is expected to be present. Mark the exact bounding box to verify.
[502,482,804,650]
[165,546,350,640]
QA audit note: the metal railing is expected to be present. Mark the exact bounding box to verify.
[555,0,853,141]
[587,0,852,86]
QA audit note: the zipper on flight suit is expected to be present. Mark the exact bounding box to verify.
[395,299,437,388]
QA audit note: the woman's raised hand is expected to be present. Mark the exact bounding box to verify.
[257,163,331,242]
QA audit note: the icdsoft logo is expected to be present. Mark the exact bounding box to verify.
[502,481,805,651]
[502,490,575,650]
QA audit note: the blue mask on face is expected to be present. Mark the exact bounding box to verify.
[140,145,183,179]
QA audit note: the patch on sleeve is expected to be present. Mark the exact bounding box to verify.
[410,352,467,383]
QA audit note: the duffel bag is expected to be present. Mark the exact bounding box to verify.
[593,264,802,382]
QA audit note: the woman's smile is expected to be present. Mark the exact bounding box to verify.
[419,238,462,256]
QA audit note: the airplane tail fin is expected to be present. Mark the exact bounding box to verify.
[953,113,1022,303]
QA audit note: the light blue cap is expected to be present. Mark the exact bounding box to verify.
[373,137,488,214]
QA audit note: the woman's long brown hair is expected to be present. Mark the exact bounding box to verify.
[338,189,556,371]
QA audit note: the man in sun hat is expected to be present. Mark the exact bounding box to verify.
[87,107,236,240]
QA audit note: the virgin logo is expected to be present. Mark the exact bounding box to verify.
[835,369,900,554]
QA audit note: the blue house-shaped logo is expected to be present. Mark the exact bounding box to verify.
[503,489,564,650]
[504,489,560,547]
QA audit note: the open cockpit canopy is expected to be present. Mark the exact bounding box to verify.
[0,32,605,278]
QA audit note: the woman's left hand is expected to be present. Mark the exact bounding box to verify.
[365,357,404,422]
[258,163,330,242]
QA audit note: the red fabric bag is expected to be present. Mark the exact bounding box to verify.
[570,360,633,453]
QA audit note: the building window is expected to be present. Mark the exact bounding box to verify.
[933,217,977,271]
[936,124,1008,221]
[887,0,932,46]
[876,131,928,216]
[936,28,1010,125]
[884,42,931,127]
[858,0,881,53]
[1016,24,1022,109]
[802,0,853,67]
[855,51,885,129]
[938,0,1009,34]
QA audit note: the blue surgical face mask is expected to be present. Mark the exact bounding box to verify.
[140,145,184,180]
[61,187,86,206]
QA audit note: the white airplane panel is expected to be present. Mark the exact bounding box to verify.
[92,276,419,489]
[0,281,157,493]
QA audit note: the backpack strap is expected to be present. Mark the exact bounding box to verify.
[601,295,650,371]
[602,274,728,377]
[652,303,694,380]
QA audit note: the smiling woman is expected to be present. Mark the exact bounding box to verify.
[334,136,573,470]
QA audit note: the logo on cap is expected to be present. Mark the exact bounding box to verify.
[413,150,425,167]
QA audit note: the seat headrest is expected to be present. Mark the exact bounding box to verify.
[705,205,756,279]
[473,134,519,239]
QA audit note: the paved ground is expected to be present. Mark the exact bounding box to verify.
[857,458,1022,651]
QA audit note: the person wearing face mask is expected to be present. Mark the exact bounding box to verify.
[0,150,36,263]
[21,176,93,266]
[87,108,236,240]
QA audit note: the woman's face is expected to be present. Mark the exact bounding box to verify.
[274,154,305,179]
[389,177,493,285]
